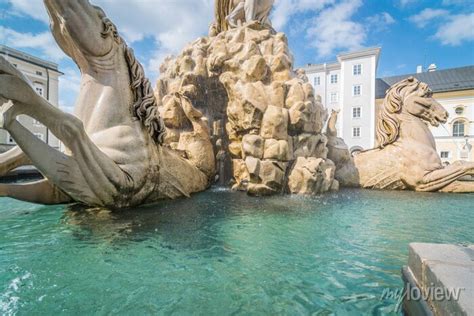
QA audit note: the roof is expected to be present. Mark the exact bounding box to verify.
[376,65,474,99]
[0,44,62,73]
[300,46,381,74]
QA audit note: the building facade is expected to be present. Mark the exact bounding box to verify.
[303,47,473,163]
[302,47,381,151]
[0,45,62,153]
[376,66,474,164]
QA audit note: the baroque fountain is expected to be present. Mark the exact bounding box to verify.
[0,0,473,209]
[0,1,472,315]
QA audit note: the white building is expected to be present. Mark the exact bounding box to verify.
[0,45,62,153]
[302,47,381,152]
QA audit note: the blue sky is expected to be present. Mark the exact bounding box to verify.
[1,0,473,112]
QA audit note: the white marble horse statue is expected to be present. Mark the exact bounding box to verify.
[328,77,474,192]
[0,0,213,208]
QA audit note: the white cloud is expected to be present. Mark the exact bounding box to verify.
[0,26,66,62]
[434,13,474,45]
[398,0,416,7]
[366,12,396,32]
[6,0,214,74]
[7,0,49,23]
[409,8,449,28]
[306,0,365,57]
[410,9,474,46]
[272,0,334,30]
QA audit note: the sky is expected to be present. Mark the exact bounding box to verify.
[1,0,473,112]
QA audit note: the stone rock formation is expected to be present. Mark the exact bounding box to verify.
[156,22,338,196]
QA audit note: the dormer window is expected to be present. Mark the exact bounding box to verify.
[455,106,464,115]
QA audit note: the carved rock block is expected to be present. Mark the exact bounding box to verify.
[263,138,292,161]
[242,134,265,159]
[293,133,328,158]
[245,156,261,182]
[244,55,268,82]
[288,157,336,195]
[259,160,287,191]
[260,105,288,140]
[285,81,305,109]
[232,159,249,191]
[229,140,242,158]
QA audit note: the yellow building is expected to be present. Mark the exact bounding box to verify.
[376,65,474,163]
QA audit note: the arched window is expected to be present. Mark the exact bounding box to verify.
[453,120,465,137]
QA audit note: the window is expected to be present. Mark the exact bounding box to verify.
[353,64,362,75]
[330,92,338,103]
[314,76,320,86]
[455,106,464,115]
[352,127,361,138]
[353,85,361,96]
[440,151,450,159]
[36,71,43,76]
[352,107,361,118]
[330,74,338,84]
[453,121,465,137]
[34,133,44,141]
[6,133,16,145]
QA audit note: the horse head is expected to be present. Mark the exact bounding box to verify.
[43,0,165,144]
[44,0,121,69]
[376,76,448,148]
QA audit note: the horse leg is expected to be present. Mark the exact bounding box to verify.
[0,101,133,207]
[0,179,71,204]
[0,146,31,176]
[417,162,474,192]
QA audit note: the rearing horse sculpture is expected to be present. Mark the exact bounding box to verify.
[328,77,474,192]
[0,0,213,208]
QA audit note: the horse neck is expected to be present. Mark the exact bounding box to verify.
[397,112,437,149]
[74,45,134,129]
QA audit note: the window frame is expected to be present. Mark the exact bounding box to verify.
[353,84,362,96]
[440,151,450,159]
[330,92,338,103]
[314,76,320,86]
[452,120,465,137]
[353,64,362,76]
[330,74,338,84]
[352,127,361,138]
[352,107,361,119]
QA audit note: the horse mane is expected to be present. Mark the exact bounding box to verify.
[96,9,165,144]
[376,76,422,148]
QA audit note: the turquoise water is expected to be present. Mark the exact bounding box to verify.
[0,188,472,315]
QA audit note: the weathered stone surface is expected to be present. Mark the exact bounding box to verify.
[263,138,292,161]
[404,243,474,316]
[242,134,264,159]
[293,134,328,158]
[228,141,242,158]
[245,156,261,182]
[244,55,268,81]
[156,22,337,196]
[288,157,336,195]
[232,159,249,191]
[259,160,287,190]
[260,105,288,140]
